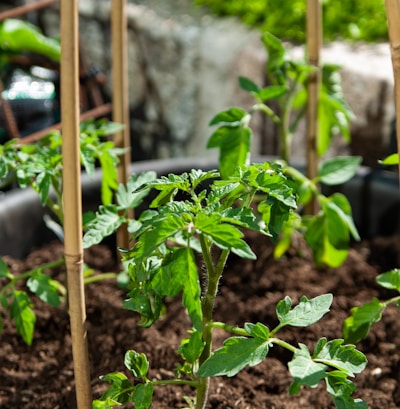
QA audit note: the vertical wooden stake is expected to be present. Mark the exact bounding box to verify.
[306,0,322,214]
[60,1,92,407]
[385,0,400,178]
[112,0,132,250]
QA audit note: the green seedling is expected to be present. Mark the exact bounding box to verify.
[344,269,400,344]
[92,162,367,409]
[0,119,125,344]
[234,32,353,164]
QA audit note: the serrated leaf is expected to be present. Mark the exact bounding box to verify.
[27,272,61,307]
[132,383,154,409]
[198,336,269,377]
[124,350,149,378]
[288,344,327,392]
[209,107,248,126]
[154,248,202,330]
[181,249,203,331]
[244,322,270,340]
[196,213,255,259]
[376,269,400,292]
[343,297,385,343]
[134,214,186,261]
[97,372,133,405]
[179,331,205,363]
[10,290,36,345]
[318,156,362,186]
[116,172,156,210]
[327,371,368,409]
[83,205,124,248]
[314,339,367,376]
[276,294,332,327]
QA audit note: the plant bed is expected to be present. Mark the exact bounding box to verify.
[0,157,400,408]
[1,232,400,408]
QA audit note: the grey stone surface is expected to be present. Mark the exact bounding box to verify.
[39,0,395,164]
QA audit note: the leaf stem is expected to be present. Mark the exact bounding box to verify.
[83,272,117,285]
[270,337,297,354]
[211,321,248,336]
[151,379,200,388]
[0,257,66,297]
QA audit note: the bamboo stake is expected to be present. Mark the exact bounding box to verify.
[60,1,92,407]
[306,0,322,214]
[112,0,132,250]
[385,0,400,177]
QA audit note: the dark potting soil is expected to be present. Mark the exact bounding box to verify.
[1,234,400,409]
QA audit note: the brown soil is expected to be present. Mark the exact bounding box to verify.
[1,233,400,408]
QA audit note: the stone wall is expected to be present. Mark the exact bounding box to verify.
[27,1,398,165]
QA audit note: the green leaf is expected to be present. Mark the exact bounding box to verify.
[198,336,269,377]
[276,294,332,327]
[178,331,205,363]
[207,126,252,179]
[327,372,368,409]
[10,290,36,345]
[134,214,186,261]
[116,172,156,210]
[154,248,202,330]
[0,258,10,278]
[376,269,400,292]
[244,322,270,340]
[318,156,362,186]
[83,205,124,248]
[256,85,288,101]
[305,194,357,267]
[97,372,134,405]
[124,350,149,378]
[288,344,327,393]
[181,249,203,331]
[123,289,163,328]
[343,297,385,343]
[379,153,399,165]
[27,272,61,307]
[196,213,256,259]
[36,172,51,205]
[328,193,360,241]
[238,76,260,93]
[132,383,154,409]
[209,107,248,126]
[313,339,367,376]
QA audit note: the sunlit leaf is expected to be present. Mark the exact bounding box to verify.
[198,336,269,377]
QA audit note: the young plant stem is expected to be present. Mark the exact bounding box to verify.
[196,234,230,409]
[279,73,302,163]
[0,258,66,297]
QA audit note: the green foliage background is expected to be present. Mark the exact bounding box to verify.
[194,0,387,43]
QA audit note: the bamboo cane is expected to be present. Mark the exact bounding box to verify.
[60,1,92,407]
[306,0,322,214]
[385,0,400,177]
[112,0,132,250]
